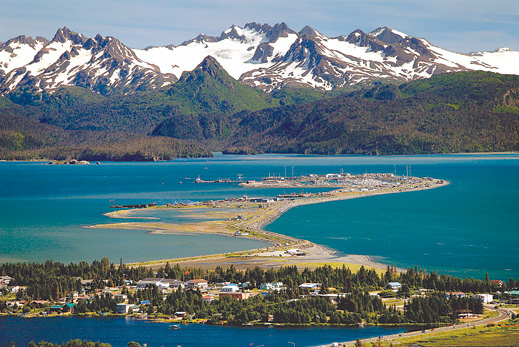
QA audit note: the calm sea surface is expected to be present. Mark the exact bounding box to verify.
[1,154,518,279]
[0,316,410,347]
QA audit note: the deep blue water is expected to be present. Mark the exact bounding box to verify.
[0,316,410,347]
[1,154,518,279]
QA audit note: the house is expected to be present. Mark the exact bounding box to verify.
[136,278,164,289]
[202,295,214,303]
[239,282,250,289]
[506,290,519,304]
[220,284,240,293]
[0,276,14,285]
[62,303,75,313]
[174,311,188,318]
[385,282,402,291]
[50,305,64,313]
[8,286,21,293]
[50,303,75,314]
[219,292,257,300]
[260,282,284,291]
[81,279,94,288]
[491,280,504,287]
[116,303,134,314]
[474,294,493,304]
[114,294,127,302]
[446,292,465,299]
[31,300,49,308]
[299,283,321,290]
[160,279,184,290]
[234,231,250,236]
[186,279,208,291]
[456,309,474,318]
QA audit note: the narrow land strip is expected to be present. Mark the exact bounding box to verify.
[87,174,449,272]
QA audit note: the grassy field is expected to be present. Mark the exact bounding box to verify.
[392,323,519,346]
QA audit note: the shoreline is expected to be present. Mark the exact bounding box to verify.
[90,175,450,272]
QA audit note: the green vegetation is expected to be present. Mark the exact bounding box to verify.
[393,318,519,346]
[2,71,519,159]
[1,259,517,326]
[0,111,211,160]
[155,71,519,155]
[8,340,111,347]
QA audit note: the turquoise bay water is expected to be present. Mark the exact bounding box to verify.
[1,154,518,280]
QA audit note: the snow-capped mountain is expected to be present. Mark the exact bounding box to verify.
[133,23,298,82]
[1,23,518,97]
[0,27,176,96]
[240,26,519,91]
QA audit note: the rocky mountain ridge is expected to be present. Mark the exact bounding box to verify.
[1,23,518,97]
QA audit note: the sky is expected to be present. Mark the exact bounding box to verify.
[1,0,518,53]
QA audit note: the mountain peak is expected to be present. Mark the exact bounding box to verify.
[2,35,47,49]
[370,27,408,44]
[198,55,224,71]
[299,25,320,39]
[244,22,273,34]
[52,27,87,45]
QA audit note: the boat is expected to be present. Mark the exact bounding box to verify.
[169,324,181,330]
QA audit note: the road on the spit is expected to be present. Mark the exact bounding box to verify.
[322,305,513,347]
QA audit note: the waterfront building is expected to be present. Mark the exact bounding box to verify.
[116,303,134,314]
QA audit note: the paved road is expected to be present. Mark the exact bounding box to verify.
[323,305,512,347]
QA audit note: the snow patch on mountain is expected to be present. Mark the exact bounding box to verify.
[0,23,518,96]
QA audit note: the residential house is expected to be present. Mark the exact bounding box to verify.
[0,276,14,285]
[186,279,208,291]
[446,292,465,299]
[136,278,165,289]
[202,295,214,303]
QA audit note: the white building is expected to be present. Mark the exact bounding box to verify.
[260,282,284,290]
[116,303,134,314]
[220,284,240,293]
[474,294,494,304]
[286,249,306,256]
[299,283,321,290]
[136,278,164,289]
[386,282,402,291]
[187,279,209,291]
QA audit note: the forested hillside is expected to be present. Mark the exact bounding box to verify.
[1,71,518,160]
[10,56,285,134]
[154,71,519,155]
[0,110,211,161]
